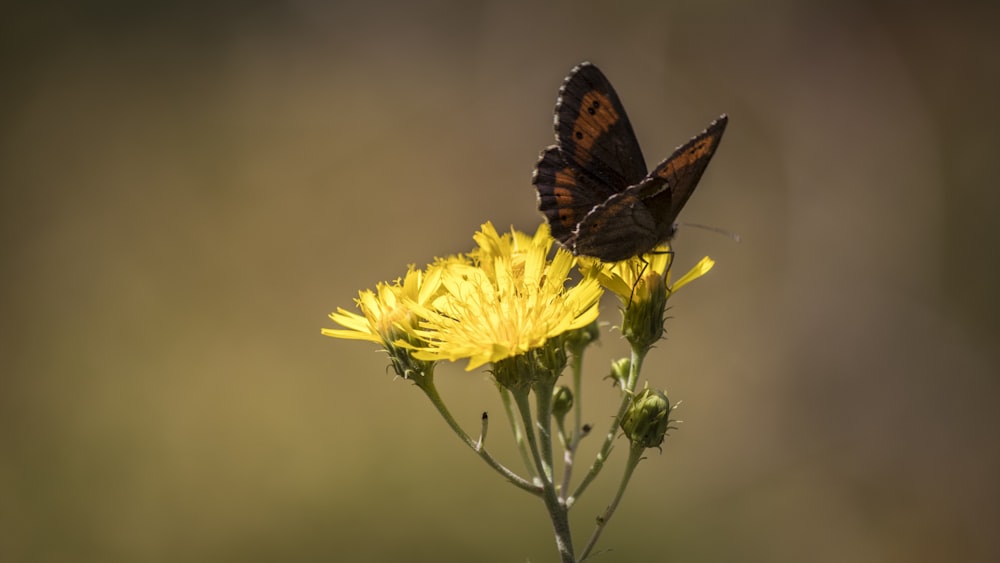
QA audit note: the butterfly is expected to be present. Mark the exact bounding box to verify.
[533,62,727,262]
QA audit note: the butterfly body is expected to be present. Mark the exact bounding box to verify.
[533,62,727,262]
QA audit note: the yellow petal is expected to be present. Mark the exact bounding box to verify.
[671,256,715,292]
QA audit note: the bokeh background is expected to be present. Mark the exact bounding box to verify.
[3,1,998,561]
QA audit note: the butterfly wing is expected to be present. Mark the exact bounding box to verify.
[554,62,648,191]
[571,191,660,262]
[535,63,728,261]
[533,146,615,246]
[636,114,728,241]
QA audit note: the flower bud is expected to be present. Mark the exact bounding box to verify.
[622,271,668,354]
[620,387,672,449]
[564,320,600,357]
[607,358,631,389]
[552,385,574,421]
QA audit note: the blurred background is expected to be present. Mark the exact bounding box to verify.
[2,1,998,561]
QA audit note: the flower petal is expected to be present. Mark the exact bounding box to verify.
[671,256,715,292]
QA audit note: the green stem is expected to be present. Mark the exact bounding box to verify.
[578,444,645,562]
[534,379,556,482]
[559,348,585,501]
[511,388,575,563]
[500,387,537,480]
[567,347,645,506]
[418,379,541,496]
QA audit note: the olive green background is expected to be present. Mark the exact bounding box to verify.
[2,1,998,562]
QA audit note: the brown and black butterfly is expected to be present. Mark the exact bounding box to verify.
[533,62,727,262]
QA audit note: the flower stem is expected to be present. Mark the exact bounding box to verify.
[533,379,557,482]
[500,387,538,480]
[418,379,541,495]
[578,443,645,561]
[511,388,575,563]
[568,348,645,505]
[559,347,585,501]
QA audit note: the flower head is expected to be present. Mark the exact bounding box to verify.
[552,385,574,420]
[580,247,715,353]
[580,247,714,303]
[322,265,442,379]
[407,223,603,373]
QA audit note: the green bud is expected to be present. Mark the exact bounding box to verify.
[608,358,631,389]
[620,387,672,449]
[622,272,668,354]
[552,385,574,421]
[564,320,601,357]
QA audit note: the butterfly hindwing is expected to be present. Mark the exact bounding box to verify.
[572,191,659,262]
[555,63,648,192]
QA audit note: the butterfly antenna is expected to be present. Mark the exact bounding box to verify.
[677,222,742,243]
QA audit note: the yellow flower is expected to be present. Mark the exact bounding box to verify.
[580,247,715,353]
[322,265,445,379]
[323,265,441,344]
[408,223,603,371]
[580,247,715,304]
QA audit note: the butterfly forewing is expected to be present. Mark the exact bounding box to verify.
[555,63,648,191]
[534,146,618,245]
[639,115,728,240]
